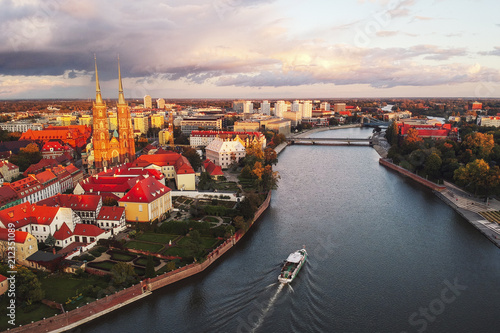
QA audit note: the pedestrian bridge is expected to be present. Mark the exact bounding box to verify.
[287,137,373,146]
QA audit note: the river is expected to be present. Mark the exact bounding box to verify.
[82,127,500,333]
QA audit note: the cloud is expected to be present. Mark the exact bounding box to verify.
[376,30,399,37]
[479,46,500,56]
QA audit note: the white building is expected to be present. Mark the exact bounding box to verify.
[478,116,500,127]
[0,121,43,132]
[243,101,253,114]
[302,100,312,118]
[320,102,330,111]
[205,138,246,169]
[157,98,165,110]
[144,95,152,109]
[274,100,287,118]
[261,100,271,115]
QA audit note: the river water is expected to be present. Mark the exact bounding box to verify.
[83,127,500,333]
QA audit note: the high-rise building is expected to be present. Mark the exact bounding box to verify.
[144,95,152,109]
[320,102,330,111]
[302,100,312,118]
[151,114,165,129]
[243,101,253,114]
[261,100,271,115]
[333,103,346,113]
[274,100,287,118]
[157,98,165,110]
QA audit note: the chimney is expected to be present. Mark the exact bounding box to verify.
[52,248,56,255]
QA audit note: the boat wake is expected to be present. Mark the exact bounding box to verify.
[249,283,284,333]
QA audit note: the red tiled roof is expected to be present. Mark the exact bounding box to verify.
[175,156,195,174]
[131,152,195,174]
[204,159,224,176]
[73,224,105,237]
[0,274,6,283]
[38,194,101,211]
[23,159,58,176]
[0,228,29,243]
[0,160,18,171]
[53,222,72,240]
[0,201,60,228]
[34,170,57,184]
[119,177,171,203]
[97,206,125,221]
[0,186,19,205]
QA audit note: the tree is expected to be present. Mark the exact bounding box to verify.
[16,266,44,305]
[252,161,264,180]
[453,159,492,195]
[233,216,247,231]
[385,121,399,146]
[461,132,495,160]
[111,262,137,286]
[424,152,442,179]
[182,147,202,172]
[45,233,56,247]
[145,256,155,278]
[264,147,278,166]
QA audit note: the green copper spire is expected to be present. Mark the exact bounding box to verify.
[94,54,103,104]
[117,55,126,105]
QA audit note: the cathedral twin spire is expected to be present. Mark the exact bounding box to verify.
[94,55,127,105]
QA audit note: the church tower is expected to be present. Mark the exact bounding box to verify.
[116,56,136,164]
[92,56,111,172]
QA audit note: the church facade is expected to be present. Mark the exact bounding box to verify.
[91,57,135,173]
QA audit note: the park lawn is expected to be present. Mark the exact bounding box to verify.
[109,251,136,262]
[162,246,193,257]
[0,298,59,331]
[135,233,178,244]
[41,275,108,305]
[88,261,116,271]
[178,236,220,250]
[125,240,164,253]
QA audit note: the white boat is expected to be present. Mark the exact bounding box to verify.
[278,248,307,284]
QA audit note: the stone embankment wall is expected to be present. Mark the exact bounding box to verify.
[379,158,446,192]
[8,192,272,333]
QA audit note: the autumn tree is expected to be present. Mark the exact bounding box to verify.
[453,159,499,195]
[264,147,278,166]
[400,127,422,154]
[9,142,42,171]
[461,132,495,160]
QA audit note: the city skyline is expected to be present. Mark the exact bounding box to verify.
[1,0,500,100]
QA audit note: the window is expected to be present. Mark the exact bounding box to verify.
[139,205,143,212]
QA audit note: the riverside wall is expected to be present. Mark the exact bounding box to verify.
[379,158,446,192]
[7,191,272,333]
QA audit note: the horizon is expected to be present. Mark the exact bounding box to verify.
[1,1,499,100]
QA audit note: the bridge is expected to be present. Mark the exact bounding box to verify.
[287,137,373,146]
[360,115,390,128]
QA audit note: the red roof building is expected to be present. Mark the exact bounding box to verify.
[118,177,172,223]
[41,141,74,160]
[96,206,126,232]
[38,194,102,225]
[203,159,224,179]
[130,152,195,190]
[73,224,107,243]
[3,174,44,204]
[396,120,459,140]
[20,125,90,148]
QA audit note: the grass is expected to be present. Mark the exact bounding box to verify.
[0,299,59,331]
[136,233,177,243]
[203,216,219,223]
[178,236,220,249]
[108,250,136,262]
[134,266,146,276]
[87,260,116,271]
[162,236,220,257]
[125,240,164,253]
[134,257,161,267]
[40,274,109,311]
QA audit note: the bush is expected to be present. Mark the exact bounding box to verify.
[79,254,95,262]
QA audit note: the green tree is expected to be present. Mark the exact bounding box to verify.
[424,152,442,179]
[182,147,202,172]
[111,262,137,286]
[16,266,44,305]
[145,256,155,278]
[45,233,56,247]
[385,121,399,146]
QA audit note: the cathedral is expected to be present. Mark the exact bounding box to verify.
[90,56,136,173]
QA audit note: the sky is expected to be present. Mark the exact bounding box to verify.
[0,0,500,100]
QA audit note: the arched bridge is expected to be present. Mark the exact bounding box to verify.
[361,116,390,128]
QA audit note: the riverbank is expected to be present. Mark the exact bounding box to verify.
[6,192,272,333]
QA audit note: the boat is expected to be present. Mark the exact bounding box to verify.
[278,248,307,284]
